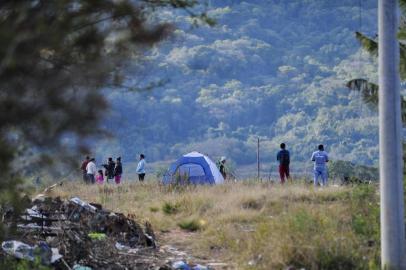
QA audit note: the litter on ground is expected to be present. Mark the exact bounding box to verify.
[0,196,215,269]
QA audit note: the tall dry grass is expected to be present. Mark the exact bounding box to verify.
[50,179,380,270]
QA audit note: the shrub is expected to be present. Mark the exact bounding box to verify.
[162,201,181,215]
[350,185,380,239]
[329,160,378,183]
[178,218,205,232]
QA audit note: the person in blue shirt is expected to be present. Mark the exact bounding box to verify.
[276,143,290,184]
[136,154,146,182]
[311,144,329,186]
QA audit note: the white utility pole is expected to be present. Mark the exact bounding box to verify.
[379,0,406,269]
[257,137,260,180]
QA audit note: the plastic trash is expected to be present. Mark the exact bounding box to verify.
[115,242,129,251]
[192,265,209,270]
[115,242,139,253]
[73,265,93,270]
[2,240,34,261]
[21,207,43,221]
[70,197,97,212]
[1,240,62,265]
[172,261,191,270]
[51,248,63,263]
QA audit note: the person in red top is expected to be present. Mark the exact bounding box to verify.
[80,156,90,183]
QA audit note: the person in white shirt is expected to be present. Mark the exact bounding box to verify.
[136,154,146,182]
[86,158,97,184]
[311,145,329,186]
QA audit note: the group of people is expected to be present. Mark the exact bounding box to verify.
[218,143,329,186]
[80,154,147,184]
[80,156,123,184]
[276,143,329,186]
[80,147,329,186]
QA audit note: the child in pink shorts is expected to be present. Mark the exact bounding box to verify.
[96,170,104,184]
[114,174,121,184]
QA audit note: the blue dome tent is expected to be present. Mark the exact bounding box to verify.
[163,152,224,185]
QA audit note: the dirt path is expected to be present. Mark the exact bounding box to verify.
[157,229,232,269]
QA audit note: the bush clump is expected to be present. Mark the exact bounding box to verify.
[162,201,181,215]
[178,218,206,232]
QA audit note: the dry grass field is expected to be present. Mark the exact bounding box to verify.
[50,180,381,270]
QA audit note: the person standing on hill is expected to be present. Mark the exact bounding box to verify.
[276,143,290,184]
[86,158,97,184]
[136,154,146,182]
[311,144,329,186]
[114,157,123,184]
[219,157,227,180]
[103,157,115,183]
[80,156,90,183]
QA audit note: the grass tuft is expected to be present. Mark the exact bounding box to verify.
[178,218,205,232]
[162,201,181,215]
[241,197,264,210]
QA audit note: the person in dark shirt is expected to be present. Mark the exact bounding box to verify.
[102,157,115,183]
[80,156,90,183]
[219,157,227,180]
[276,143,290,184]
[114,157,123,184]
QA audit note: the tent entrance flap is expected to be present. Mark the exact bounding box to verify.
[176,163,206,184]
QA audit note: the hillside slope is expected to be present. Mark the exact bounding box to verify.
[98,0,379,170]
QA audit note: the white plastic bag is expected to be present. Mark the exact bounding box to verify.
[2,240,34,261]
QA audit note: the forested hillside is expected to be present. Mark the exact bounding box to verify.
[97,0,380,170]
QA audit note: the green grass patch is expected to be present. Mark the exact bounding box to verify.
[178,218,205,232]
[149,206,160,212]
[162,201,181,215]
[88,232,107,240]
